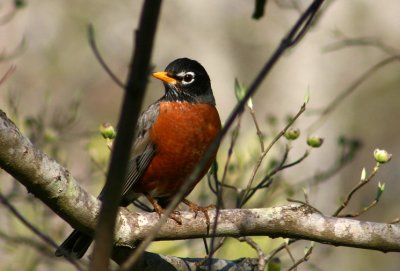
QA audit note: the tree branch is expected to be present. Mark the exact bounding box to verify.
[90,1,162,270]
[1,108,400,270]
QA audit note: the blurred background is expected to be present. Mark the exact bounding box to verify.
[1,0,400,270]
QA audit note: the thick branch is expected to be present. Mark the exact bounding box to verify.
[1,110,400,258]
[113,250,259,271]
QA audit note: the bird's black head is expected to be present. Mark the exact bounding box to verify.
[153,58,215,105]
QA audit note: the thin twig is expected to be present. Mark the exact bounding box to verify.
[332,163,380,217]
[208,114,243,263]
[249,108,265,152]
[0,37,25,61]
[87,24,125,88]
[323,35,398,56]
[339,199,378,218]
[308,55,400,133]
[284,241,296,266]
[253,148,310,190]
[0,65,16,86]
[240,102,307,207]
[241,146,290,205]
[0,192,84,271]
[286,242,314,271]
[265,239,298,264]
[238,236,266,271]
[197,238,226,268]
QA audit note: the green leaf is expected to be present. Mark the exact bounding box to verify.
[304,89,310,104]
[376,182,385,200]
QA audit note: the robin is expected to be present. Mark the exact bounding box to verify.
[55,58,221,258]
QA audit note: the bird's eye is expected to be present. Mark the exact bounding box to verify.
[182,72,195,84]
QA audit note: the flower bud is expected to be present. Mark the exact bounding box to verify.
[44,128,58,143]
[267,257,281,271]
[376,182,385,200]
[307,136,324,148]
[100,123,116,139]
[284,129,300,140]
[373,149,392,164]
[234,78,246,102]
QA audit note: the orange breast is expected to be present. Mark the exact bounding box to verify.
[133,101,221,198]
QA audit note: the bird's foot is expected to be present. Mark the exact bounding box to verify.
[182,199,215,227]
[145,194,182,224]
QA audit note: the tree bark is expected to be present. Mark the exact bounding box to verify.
[1,109,400,263]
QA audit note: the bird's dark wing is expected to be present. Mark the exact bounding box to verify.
[120,102,159,199]
[98,102,159,202]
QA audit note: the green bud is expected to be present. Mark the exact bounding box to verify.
[373,149,392,164]
[360,167,366,181]
[284,128,300,140]
[234,79,253,109]
[376,182,385,200]
[234,78,246,102]
[100,123,116,139]
[247,97,253,110]
[267,257,281,271]
[266,115,277,126]
[337,135,346,146]
[15,0,27,8]
[304,90,310,104]
[44,128,58,143]
[307,136,324,148]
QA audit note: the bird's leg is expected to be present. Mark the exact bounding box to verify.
[145,193,182,224]
[182,198,215,227]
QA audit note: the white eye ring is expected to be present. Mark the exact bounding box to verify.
[181,72,195,85]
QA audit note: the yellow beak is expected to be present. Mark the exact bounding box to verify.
[152,71,177,84]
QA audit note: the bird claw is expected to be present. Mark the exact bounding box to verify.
[183,199,215,227]
[145,194,182,224]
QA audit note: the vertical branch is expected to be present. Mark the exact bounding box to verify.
[89,1,162,271]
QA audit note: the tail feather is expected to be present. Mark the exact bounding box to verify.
[55,230,92,259]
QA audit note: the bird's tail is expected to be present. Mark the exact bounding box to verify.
[55,229,92,259]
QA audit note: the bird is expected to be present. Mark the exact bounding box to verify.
[55,58,221,259]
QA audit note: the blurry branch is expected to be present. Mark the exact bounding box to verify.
[90,1,162,270]
[286,242,314,271]
[283,242,296,267]
[265,239,297,264]
[0,0,26,25]
[208,89,245,262]
[238,236,266,271]
[274,0,303,13]
[0,8,17,24]
[0,230,52,254]
[307,54,400,133]
[0,37,25,61]
[113,250,260,271]
[291,136,361,192]
[250,108,265,151]
[323,34,399,56]
[0,191,84,271]
[87,24,125,88]
[0,65,16,85]
[207,115,242,261]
